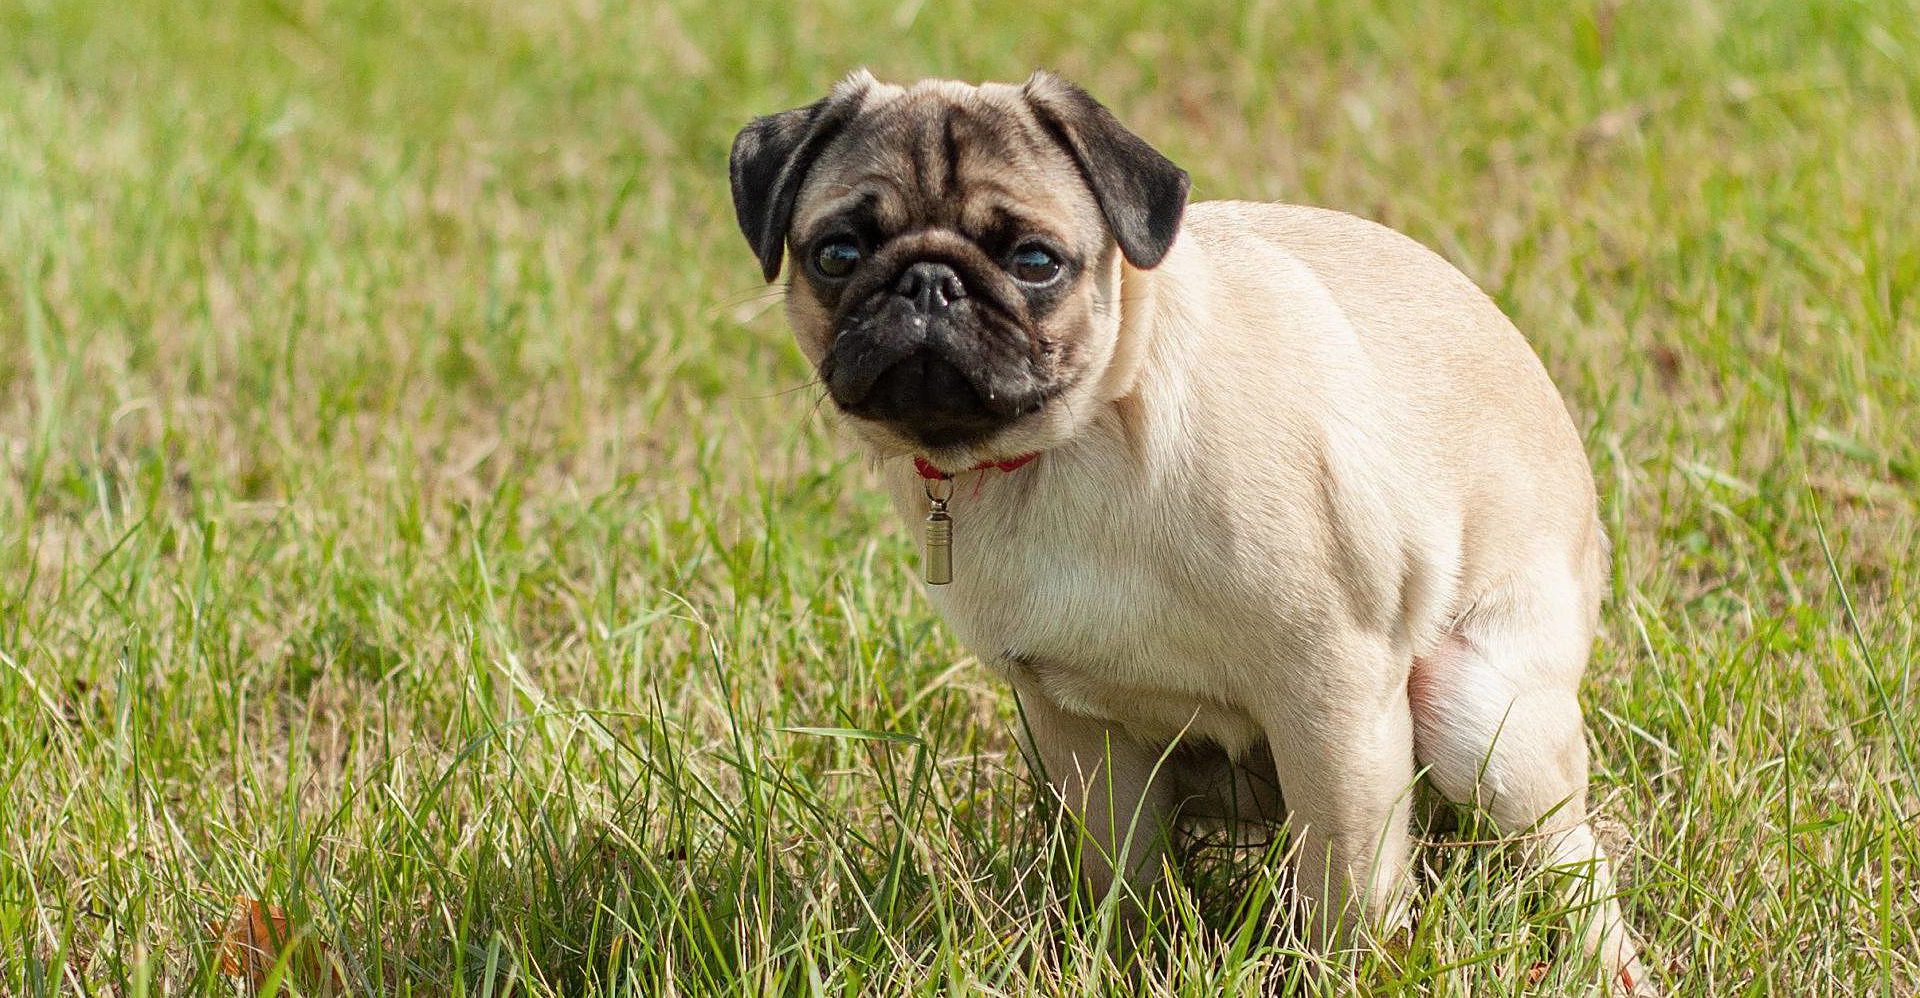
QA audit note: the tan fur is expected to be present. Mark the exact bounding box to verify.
[748,74,1656,994]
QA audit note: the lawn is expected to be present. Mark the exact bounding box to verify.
[1,0,1915,993]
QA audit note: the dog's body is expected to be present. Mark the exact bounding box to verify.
[731,73,1652,993]
[895,199,1602,756]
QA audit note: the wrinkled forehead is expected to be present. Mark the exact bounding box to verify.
[790,85,1100,248]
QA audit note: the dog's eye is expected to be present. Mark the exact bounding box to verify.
[812,239,862,280]
[1007,244,1063,286]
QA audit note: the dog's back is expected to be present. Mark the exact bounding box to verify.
[1174,200,1605,614]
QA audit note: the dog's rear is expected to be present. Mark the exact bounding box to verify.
[1139,200,1650,990]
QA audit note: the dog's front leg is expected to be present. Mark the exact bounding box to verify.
[1257,643,1418,959]
[1014,684,1175,907]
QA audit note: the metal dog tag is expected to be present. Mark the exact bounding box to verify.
[923,479,954,585]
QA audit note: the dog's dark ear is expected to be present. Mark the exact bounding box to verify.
[1022,71,1189,269]
[729,74,872,282]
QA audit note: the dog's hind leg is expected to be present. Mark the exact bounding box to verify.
[1409,569,1658,996]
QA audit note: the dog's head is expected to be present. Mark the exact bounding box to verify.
[729,71,1188,465]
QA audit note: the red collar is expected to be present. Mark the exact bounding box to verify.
[912,452,1039,480]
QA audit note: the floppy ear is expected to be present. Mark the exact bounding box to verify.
[1021,71,1189,269]
[729,75,872,282]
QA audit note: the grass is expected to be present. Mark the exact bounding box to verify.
[1,0,1916,993]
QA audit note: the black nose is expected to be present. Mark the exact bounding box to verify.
[894,262,966,312]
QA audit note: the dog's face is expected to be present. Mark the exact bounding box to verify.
[729,72,1188,464]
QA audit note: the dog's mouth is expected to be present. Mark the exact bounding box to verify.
[827,345,1053,449]
[820,280,1054,448]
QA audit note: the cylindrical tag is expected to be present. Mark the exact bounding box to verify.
[923,505,952,585]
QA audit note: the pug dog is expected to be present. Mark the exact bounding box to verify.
[729,71,1655,994]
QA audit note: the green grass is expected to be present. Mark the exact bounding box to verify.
[2,0,1916,993]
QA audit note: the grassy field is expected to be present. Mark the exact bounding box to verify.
[2,0,1917,993]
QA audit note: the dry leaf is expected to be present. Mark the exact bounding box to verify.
[208,897,343,993]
